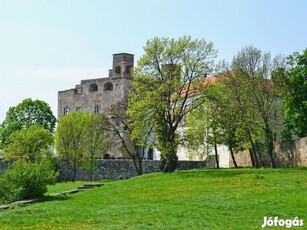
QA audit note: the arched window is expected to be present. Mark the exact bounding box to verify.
[63,106,70,115]
[125,65,132,74]
[103,82,113,91]
[115,65,121,74]
[89,83,98,92]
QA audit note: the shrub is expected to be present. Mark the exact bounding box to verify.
[0,159,58,204]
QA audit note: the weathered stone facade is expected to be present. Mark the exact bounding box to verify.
[57,160,208,181]
[58,53,133,118]
[58,53,134,158]
[229,136,307,167]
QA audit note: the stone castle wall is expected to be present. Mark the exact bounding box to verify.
[229,136,307,167]
[57,53,134,158]
[0,159,207,180]
[57,53,133,118]
[57,160,207,181]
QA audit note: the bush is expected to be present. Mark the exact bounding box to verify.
[0,159,58,204]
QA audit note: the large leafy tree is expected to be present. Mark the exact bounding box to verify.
[231,46,285,168]
[273,49,307,139]
[110,100,153,176]
[83,113,109,181]
[186,46,285,168]
[128,36,217,172]
[55,111,110,181]
[186,77,247,168]
[3,125,54,163]
[0,98,56,148]
[55,112,89,182]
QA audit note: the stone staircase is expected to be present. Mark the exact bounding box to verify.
[0,183,103,210]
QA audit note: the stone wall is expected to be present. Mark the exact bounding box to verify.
[0,159,207,180]
[58,160,207,181]
[0,160,8,174]
[230,137,307,167]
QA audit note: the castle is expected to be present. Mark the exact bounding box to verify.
[58,53,134,119]
[57,52,228,164]
[58,53,136,158]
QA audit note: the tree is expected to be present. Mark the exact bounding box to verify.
[0,159,58,204]
[0,98,56,148]
[3,125,54,163]
[231,46,285,168]
[185,101,220,167]
[128,36,217,172]
[186,79,244,168]
[108,99,153,176]
[273,49,307,139]
[83,113,109,181]
[55,111,110,181]
[55,112,88,182]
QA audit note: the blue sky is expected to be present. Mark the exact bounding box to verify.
[0,0,306,122]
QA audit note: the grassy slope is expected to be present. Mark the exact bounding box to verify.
[0,168,306,229]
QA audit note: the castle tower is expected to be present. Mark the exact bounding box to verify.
[58,52,135,158]
[109,53,134,78]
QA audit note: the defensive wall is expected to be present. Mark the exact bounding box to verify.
[230,136,307,167]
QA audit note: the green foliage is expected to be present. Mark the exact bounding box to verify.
[55,112,109,181]
[0,159,58,204]
[185,102,213,160]
[82,113,110,180]
[0,98,56,148]
[128,36,217,172]
[3,125,54,162]
[55,112,89,181]
[273,49,307,139]
[186,46,287,168]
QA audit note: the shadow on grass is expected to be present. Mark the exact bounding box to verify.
[39,195,71,203]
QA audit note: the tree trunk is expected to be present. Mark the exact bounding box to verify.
[138,159,143,176]
[214,142,219,168]
[137,148,144,175]
[131,156,141,176]
[246,129,259,168]
[65,158,69,182]
[90,156,94,181]
[163,151,178,173]
[255,142,265,168]
[265,126,276,168]
[73,154,77,182]
[229,146,238,168]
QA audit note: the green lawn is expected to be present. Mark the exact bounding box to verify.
[0,168,306,229]
[45,181,87,195]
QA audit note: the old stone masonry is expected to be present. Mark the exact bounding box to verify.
[58,53,134,158]
[58,53,134,119]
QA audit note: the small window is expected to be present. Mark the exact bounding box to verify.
[64,106,70,115]
[94,105,100,113]
[103,82,113,91]
[147,148,153,160]
[115,65,121,74]
[89,83,98,92]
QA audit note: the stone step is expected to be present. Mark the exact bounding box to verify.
[1,183,104,210]
[83,183,103,187]
[0,199,38,210]
[78,183,103,189]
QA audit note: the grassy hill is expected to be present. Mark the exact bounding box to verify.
[0,168,306,229]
